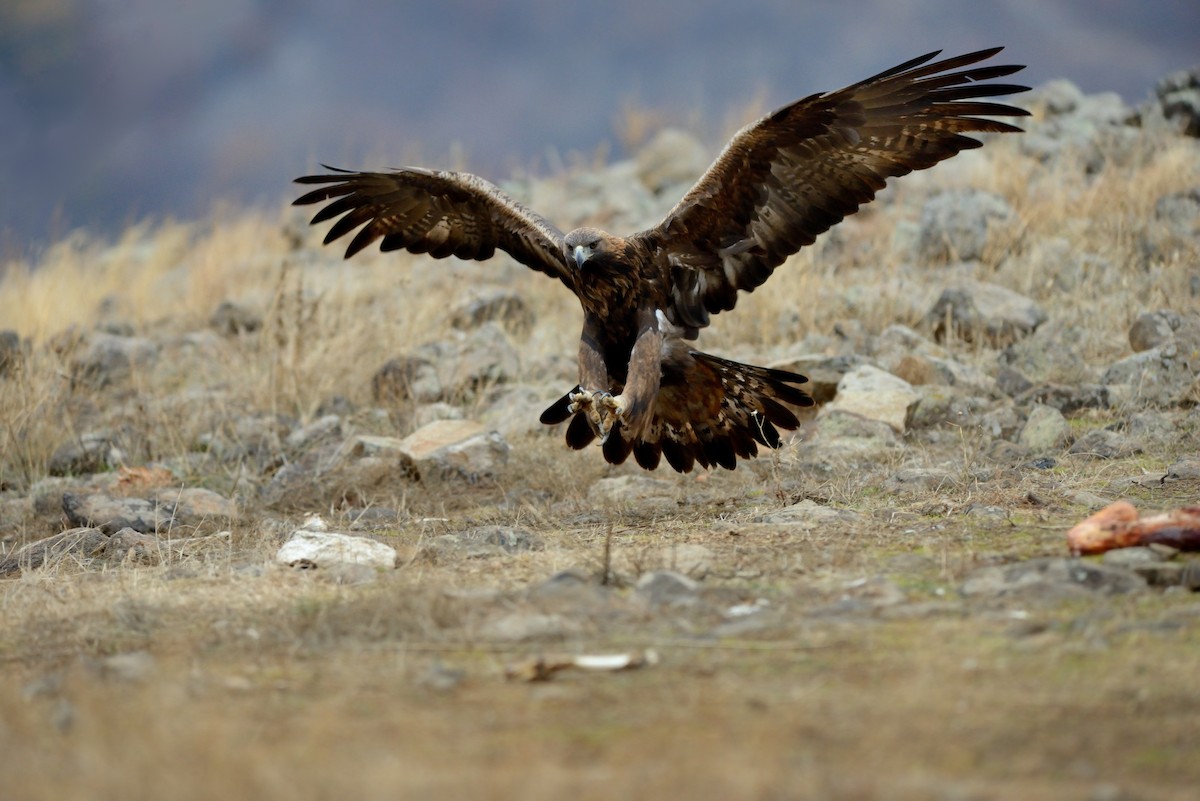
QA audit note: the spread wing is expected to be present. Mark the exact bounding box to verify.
[293,167,574,290]
[632,47,1030,330]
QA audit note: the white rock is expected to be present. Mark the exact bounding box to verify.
[275,530,396,570]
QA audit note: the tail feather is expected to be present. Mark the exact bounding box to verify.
[540,351,813,472]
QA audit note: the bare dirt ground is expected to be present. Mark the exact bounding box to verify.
[2,87,1199,800]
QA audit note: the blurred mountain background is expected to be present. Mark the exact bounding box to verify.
[2,0,1196,251]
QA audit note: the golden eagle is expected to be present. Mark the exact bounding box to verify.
[294,47,1028,472]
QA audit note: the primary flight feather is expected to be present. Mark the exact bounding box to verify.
[294,47,1029,472]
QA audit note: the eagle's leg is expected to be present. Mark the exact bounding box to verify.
[603,313,663,441]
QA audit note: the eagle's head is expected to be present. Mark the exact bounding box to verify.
[565,227,617,270]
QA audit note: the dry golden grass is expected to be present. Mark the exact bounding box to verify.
[2,112,1199,799]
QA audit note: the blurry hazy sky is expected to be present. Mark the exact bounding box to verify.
[2,0,1197,250]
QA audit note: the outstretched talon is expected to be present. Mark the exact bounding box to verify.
[569,390,627,443]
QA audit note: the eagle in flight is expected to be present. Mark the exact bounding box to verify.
[294,48,1028,473]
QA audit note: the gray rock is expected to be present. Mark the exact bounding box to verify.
[1018,383,1112,414]
[371,356,442,404]
[1021,80,1136,165]
[411,402,466,428]
[69,332,159,389]
[1129,310,1183,352]
[883,466,954,494]
[102,528,161,564]
[917,189,1017,263]
[907,385,991,430]
[660,543,714,580]
[47,431,127,476]
[440,322,521,396]
[1164,457,1200,482]
[1000,320,1093,384]
[199,412,295,467]
[480,611,575,643]
[0,527,108,576]
[88,651,157,683]
[62,488,234,536]
[1068,429,1137,460]
[1101,322,1200,406]
[153,488,237,532]
[961,557,1146,599]
[995,366,1034,398]
[449,288,535,335]
[480,383,562,439]
[285,414,344,451]
[923,279,1047,346]
[635,570,700,606]
[1017,404,1070,452]
[809,410,899,458]
[62,493,161,535]
[588,475,677,505]
[755,498,863,528]
[820,364,918,433]
[1101,546,1168,569]
[460,525,544,554]
[1140,188,1200,259]
[209,300,262,335]
[1123,411,1180,447]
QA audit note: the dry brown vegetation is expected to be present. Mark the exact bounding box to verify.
[1,101,1199,800]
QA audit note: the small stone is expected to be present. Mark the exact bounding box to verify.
[635,570,700,606]
[995,366,1034,398]
[275,529,397,570]
[62,493,160,534]
[820,364,919,433]
[102,528,161,564]
[397,419,510,483]
[285,415,343,451]
[1129,310,1181,352]
[755,499,863,527]
[1132,562,1185,588]
[209,301,262,335]
[47,431,126,476]
[917,189,1018,264]
[459,525,544,554]
[1017,405,1070,452]
[1101,546,1167,568]
[0,527,108,576]
[480,612,573,642]
[449,288,535,335]
[1068,429,1136,460]
[661,543,714,579]
[960,557,1146,599]
[588,475,677,505]
[372,356,442,404]
[923,279,1047,346]
[69,332,159,389]
[883,467,954,494]
[90,651,157,683]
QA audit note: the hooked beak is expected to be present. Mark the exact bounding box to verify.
[573,244,591,269]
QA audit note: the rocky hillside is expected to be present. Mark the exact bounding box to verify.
[0,72,1198,800]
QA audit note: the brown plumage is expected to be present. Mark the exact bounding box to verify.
[294,47,1029,472]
